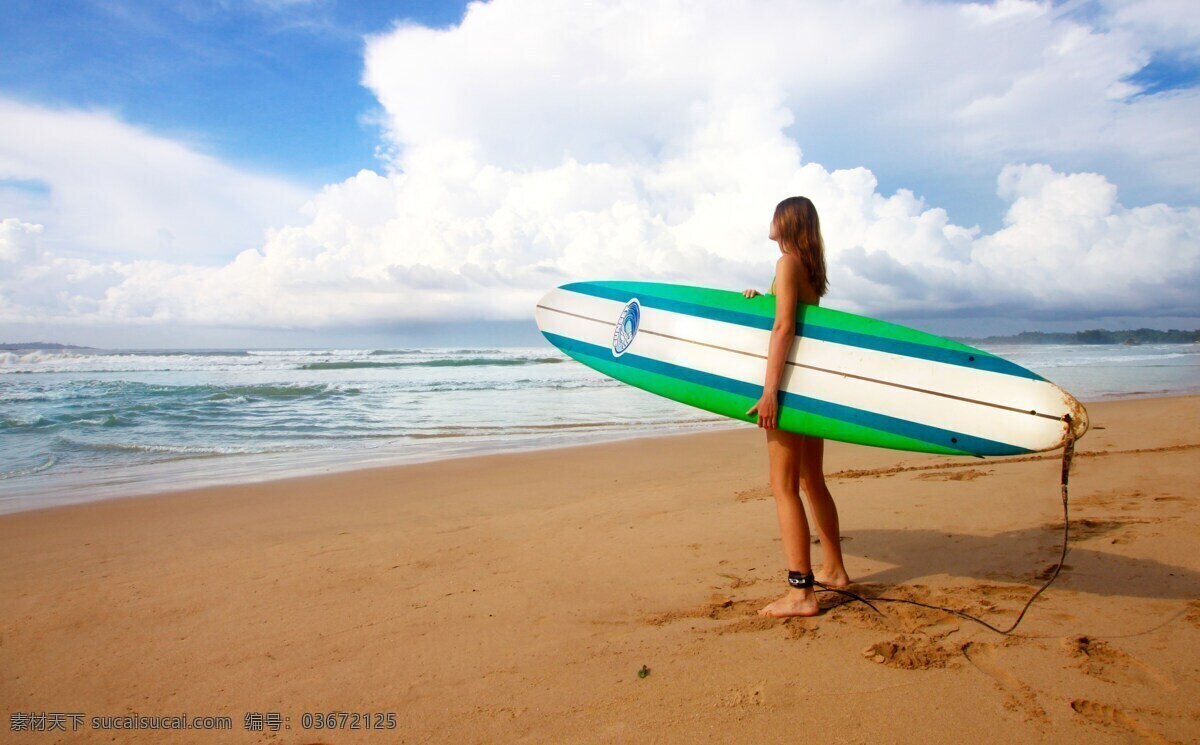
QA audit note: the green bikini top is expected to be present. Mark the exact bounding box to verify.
[767,274,820,306]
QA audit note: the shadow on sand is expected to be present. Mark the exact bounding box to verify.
[841,522,1199,600]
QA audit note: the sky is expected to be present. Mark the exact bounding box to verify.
[1,0,1198,349]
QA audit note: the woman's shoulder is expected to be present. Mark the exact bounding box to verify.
[775,253,818,304]
[775,253,805,274]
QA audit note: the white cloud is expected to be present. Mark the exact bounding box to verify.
[1100,0,1200,55]
[0,97,309,263]
[364,0,1200,204]
[0,218,42,263]
[1,0,1198,334]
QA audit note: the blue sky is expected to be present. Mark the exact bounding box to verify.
[1128,52,1200,97]
[0,0,468,185]
[1,0,1198,348]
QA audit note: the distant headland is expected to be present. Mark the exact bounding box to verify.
[0,342,95,351]
[959,329,1200,345]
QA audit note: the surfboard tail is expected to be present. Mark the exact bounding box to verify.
[1064,393,1090,444]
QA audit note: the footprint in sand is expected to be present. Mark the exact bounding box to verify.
[962,641,1047,721]
[1070,700,1172,744]
[861,635,957,670]
[1061,635,1176,690]
[1079,488,1146,510]
[714,572,759,589]
[734,486,772,502]
[717,681,768,709]
[914,469,990,481]
[1045,517,1154,543]
[821,583,976,636]
[1186,600,1200,628]
[644,595,746,625]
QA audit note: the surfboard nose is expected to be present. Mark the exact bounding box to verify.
[533,288,558,334]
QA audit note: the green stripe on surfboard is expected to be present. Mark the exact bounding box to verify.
[584,280,994,357]
[564,343,971,456]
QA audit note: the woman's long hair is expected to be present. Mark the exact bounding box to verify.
[773,196,828,298]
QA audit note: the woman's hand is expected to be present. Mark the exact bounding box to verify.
[747,388,779,429]
[742,288,761,298]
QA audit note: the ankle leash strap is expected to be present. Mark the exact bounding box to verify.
[787,570,815,589]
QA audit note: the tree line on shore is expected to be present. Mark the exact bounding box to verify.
[961,329,1200,345]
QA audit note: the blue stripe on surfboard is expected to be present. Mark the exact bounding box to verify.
[562,282,1043,382]
[542,330,1031,456]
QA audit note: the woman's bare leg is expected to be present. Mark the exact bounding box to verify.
[799,435,850,587]
[758,428,819,618]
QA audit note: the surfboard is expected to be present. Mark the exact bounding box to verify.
[534,280,1089,456]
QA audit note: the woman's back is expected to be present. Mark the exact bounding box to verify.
[769,256,820,306]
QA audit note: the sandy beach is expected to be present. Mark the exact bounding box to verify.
[2,394,1198,743]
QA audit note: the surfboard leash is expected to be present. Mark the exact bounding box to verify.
[813,414,1077,636]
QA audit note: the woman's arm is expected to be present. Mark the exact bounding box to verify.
[747,257,802,428]
[764,257,800,393]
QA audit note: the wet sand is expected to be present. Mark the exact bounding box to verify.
[2,395,1198,743]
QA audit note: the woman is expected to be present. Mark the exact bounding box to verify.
[743,196,850,618]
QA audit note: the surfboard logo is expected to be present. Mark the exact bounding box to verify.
[612,298,641,357]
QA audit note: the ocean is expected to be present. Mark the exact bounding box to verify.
[2,342,1197,513]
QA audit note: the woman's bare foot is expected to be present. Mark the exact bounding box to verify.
[757,588,820,618]
[815,568,851,588]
